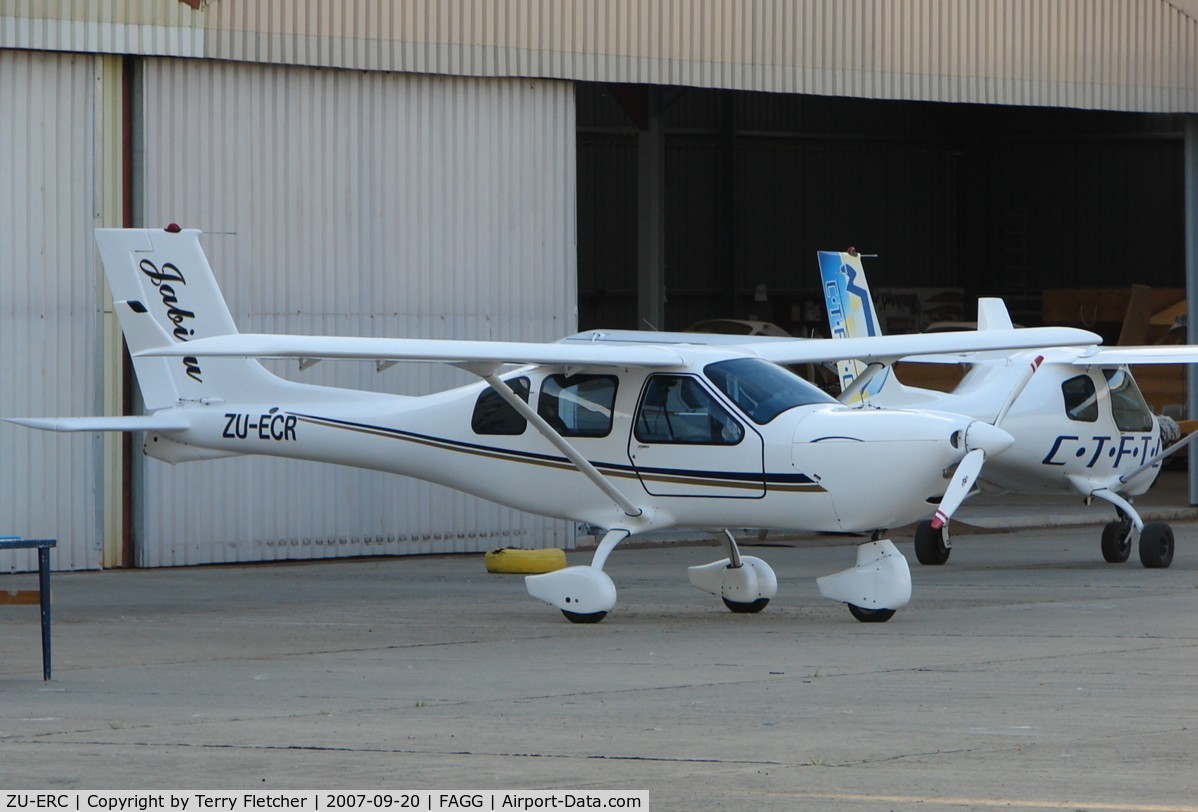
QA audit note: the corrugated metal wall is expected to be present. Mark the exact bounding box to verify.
[200,0,1198,111]
[0,50,103,572]
[210,0,1198,111]
[3,1,1196,113]
[133,59,577,566]
[0,0,206,56]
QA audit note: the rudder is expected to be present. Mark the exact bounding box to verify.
[818,250,885,397]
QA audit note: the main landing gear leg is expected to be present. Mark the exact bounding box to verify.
[687,529,778,614]
[525,529,627,623]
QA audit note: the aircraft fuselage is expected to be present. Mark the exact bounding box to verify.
[143,361,979,536]
[898,348,1164,497]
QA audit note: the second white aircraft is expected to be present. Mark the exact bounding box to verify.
[819,249,1198,569]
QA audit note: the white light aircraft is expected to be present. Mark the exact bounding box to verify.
[4,228,1102,623]
[818,248,1198,569]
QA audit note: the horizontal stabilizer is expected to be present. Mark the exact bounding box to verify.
[3,415,190,433]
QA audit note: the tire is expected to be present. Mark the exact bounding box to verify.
[1100,521,1132,563]
[561,610,608,624]
[485,547,567,574]
[914,519,950,565]
[848,605,897,623]
[1138,523,1175,569]
[722,596,770,614]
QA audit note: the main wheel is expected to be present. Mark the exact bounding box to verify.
[722,596,770,614]
[562,610,608,624]
[1138,523,1175,569]
[914,520,950,565]
[848,605,897,623]
[1100,520,1133,563]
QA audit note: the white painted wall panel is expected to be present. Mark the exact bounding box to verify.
[0,50,101,572]
[137,59,576,565]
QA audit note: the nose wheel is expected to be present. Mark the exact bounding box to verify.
[848,605,897,623]
[818,539,912,622]
[913,519,951,565]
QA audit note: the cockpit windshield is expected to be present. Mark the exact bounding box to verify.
[704,358,837,424]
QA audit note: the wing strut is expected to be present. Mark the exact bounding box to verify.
[477,370,644,519]
[1118,429,1198,485]
[838,361,889,404]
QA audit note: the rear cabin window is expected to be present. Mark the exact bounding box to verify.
[537,375,618,437]
[471,377,530,435]
[1062,375,1098,422]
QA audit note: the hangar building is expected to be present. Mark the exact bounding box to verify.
[2,1,1197,571]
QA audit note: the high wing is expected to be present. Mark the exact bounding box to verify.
[742,327,1100,367]
[139,320,1101,369]
[131,329,687,369]
[1071,346,1198,365]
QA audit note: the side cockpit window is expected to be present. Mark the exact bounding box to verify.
[1062,375,1098,422]
[635,375,744,445]
[1103,369,1154,432]
[471,377,530,435]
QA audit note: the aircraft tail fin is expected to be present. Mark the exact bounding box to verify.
[976,298,1015,331]
[96,227,287,410]
[818,250,887,399]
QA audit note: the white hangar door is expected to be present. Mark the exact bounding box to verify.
[136,58,577,566]
[0,51,103,572]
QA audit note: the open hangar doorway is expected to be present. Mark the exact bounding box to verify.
[576,84,1187,346]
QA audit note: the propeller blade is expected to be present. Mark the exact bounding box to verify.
[931,448,986,530]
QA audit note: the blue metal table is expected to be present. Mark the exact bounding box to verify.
[1,537,56,680]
